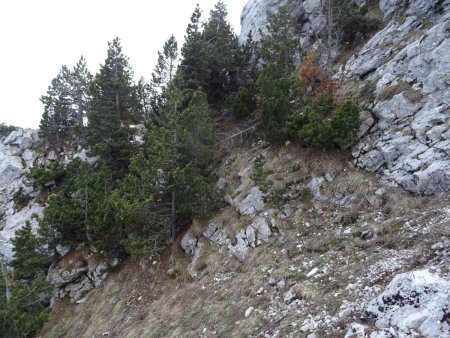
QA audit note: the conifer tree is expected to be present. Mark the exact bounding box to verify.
[257,6,301,142]
[0,222,51,338]
[39,57,92,144]
[179,5,209,91]
[149,35,179,119]
[85,37,142,171]
[201,1,240,105]
[152,35,178,90]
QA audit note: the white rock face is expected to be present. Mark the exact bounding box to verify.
[239,0,323,42]
[0,129,43,259]
[0,128,97,260]
[48,246,116,303]
[365,270,450,337]
[235,186,265,215]
[343,2,450,194]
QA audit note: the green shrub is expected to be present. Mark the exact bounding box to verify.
[228,85,256,118]
[288,99,360,147]
[26,160,65,188]
[12,187,31,212]
[251,154,270,193]
[0,123,17,137]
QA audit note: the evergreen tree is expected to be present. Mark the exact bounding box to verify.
[151,35,178,91]
[10,222,48,281]
[179,5,209,91]
[201,1,240,105]
[0,222,51,338]
[149,35,179,119]
[39,57,92,144]
[85,37,142,171]
[136,77,152,120]
[257,6,301,142]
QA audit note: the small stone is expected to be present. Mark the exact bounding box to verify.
[307,267,319,278]
[361,230,373,240]
[256,287,264,295]
[244,307,255,318]
[343,228,353,236]
[285,140,291,146]
[338,308,353,320]
[283,289,296,303]
[431,242,444,250]
[276,279,286,290]
[268,276,277,286]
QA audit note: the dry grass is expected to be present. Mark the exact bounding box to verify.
[39,143,450,338]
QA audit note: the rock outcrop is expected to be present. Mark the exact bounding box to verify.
[0,128,97,259]
[48,245,118,303]
[359,270,450,337]
[241,0,450,194]
[347,3,450,194]
[0,129,44,259]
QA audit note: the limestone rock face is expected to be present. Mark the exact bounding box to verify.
[365,270,450,337]
[342,2,450,194]
[0,128,97,260]
[239,0,323,43]
[48,245,118,303]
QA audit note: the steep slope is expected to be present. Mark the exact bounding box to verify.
[5,1,450,337]
[39,143,450,337]
[241,0,450,195]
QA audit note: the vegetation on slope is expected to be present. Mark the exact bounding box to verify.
[0,1,379,335]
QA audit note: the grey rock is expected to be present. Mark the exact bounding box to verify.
[365,269,450,337]
[347,10,450,194]
[268,276,277,286]
[181,231,198,256]
[250,216,272,243]
[239,0,306,42]
[306,177,326,200]
[283,289,296,303]
[276,279,286,290]
[235,187,265,215]
[48,265,88,288]
[228,229,249,262]
[344,323,366,338]
[245,225,256,248]
[244,306,255,318]
[339,308,353,321]
[343,228,353,236]
[215,177,227,190]
[203,223,231,246]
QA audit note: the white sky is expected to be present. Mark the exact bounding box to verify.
[0,0,245,128]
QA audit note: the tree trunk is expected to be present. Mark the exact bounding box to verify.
[0,260,11,302]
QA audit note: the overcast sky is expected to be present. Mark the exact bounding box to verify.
[0,0,246,128]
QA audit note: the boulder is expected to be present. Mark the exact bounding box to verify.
[235,186,265,215]
[365,270,450,337]
[181,231,198,256]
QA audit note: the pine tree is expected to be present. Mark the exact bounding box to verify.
[151,35,178,90]
[201,1,240,105]
[10,222,48,281]
[179,5,209,91]
[0,222,51,338]
[149,35,179,120]
[257,6,301,142]
[39,57,92,144]
[85,37,142,171]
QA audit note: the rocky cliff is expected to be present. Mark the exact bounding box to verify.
[241,0,450,195]
[4,1,450,337]
[0,129,97,260]
[0,129,44,259]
